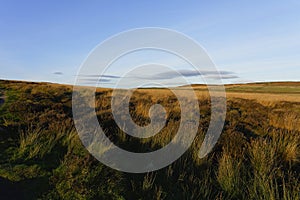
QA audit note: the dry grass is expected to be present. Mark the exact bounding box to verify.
[269,111,300,131]
[226,92,300,105]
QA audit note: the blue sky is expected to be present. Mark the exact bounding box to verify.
[1,0,300,86]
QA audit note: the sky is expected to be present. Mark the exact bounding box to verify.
[0,0,300,87]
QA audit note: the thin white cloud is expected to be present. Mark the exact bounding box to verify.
[131,69,238,80]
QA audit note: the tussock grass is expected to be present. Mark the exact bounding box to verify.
[217,149,243,198]
[16,127,72,160]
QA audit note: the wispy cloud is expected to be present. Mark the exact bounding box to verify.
[53,72,63,75]
[76,74,121,78]
[132,69,238,80]
[79,78,111,83]
[75,70,239,87]
[205,74,239,80]
[76,74,119,84]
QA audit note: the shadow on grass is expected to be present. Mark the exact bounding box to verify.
[0,176,49,200]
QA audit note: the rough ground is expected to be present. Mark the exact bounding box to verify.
[0,88,5,107]
[0,97,4,107]
[0,92,5,132]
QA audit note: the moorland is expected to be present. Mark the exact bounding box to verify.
[0,80,299,199]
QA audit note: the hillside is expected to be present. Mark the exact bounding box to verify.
[0,80,299,199]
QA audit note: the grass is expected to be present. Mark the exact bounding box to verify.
[0,80,299,199]
[226,85,300,94]
[217,149,243,198]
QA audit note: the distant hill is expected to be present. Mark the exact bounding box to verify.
[1,79,300,94]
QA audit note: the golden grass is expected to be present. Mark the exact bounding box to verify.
[226,92,300,104]
[129,87,300,104]
[269,112,300,132]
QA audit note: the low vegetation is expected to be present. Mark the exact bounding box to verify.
[0,80,299,199]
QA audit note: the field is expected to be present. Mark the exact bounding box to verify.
[0,80,299,199]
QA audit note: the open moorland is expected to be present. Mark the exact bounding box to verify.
[0,80,299,199]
